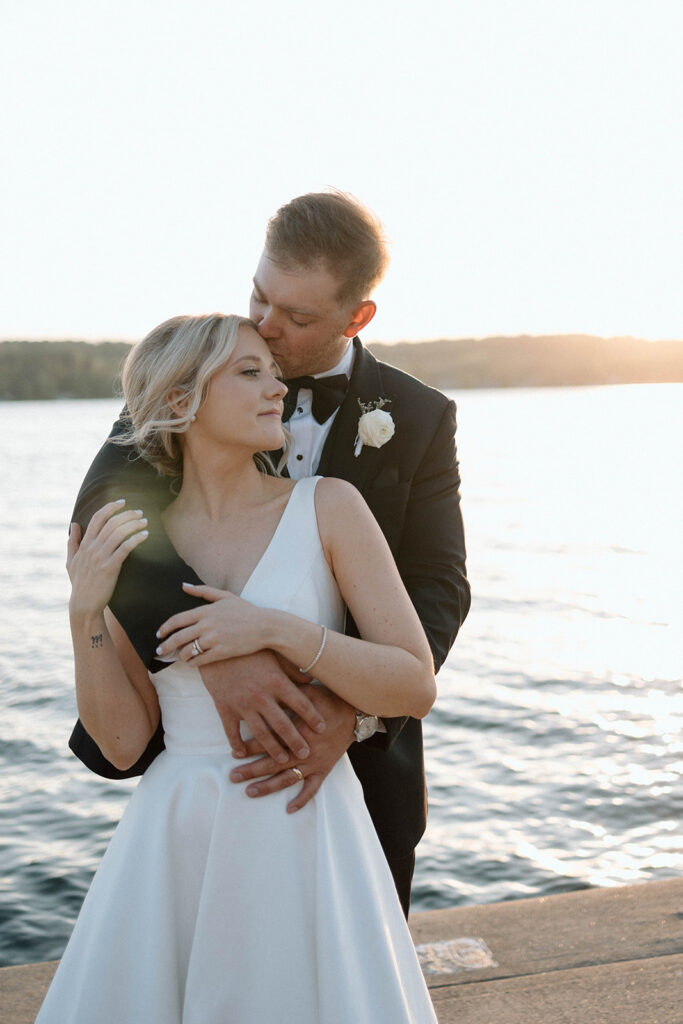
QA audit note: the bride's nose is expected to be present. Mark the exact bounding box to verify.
[268,374,288,400]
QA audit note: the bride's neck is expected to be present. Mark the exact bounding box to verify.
[171,445,265,524]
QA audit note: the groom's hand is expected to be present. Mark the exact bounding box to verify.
[199,651,326,764]
[228,686,357,812]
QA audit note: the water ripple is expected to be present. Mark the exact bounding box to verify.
[2,388,683,965]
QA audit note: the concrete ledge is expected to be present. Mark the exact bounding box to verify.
[3,879,682,1023]
[427,954,683,1024]
[0,960,57,1023]
[408,877,683,1022]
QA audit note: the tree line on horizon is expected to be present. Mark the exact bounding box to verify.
[0,341,131,400]
[1,335,682,401]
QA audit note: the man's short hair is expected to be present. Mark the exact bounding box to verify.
[265,190,389,306]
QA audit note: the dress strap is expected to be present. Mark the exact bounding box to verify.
[239,477,324,601]
[275,476,322,565]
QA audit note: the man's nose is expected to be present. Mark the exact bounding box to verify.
[256,307,281,339]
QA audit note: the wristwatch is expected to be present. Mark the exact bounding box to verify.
[354,710,380,743]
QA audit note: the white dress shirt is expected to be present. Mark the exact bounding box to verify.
[285,342,355,480]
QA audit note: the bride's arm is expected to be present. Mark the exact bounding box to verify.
[157,480,436,720]
[68,502,160,770]
[263,479,435,718]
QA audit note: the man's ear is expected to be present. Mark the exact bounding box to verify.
[343,300,377,339]
[166,387,189,418]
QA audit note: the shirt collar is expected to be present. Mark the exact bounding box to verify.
[311,340,355,381]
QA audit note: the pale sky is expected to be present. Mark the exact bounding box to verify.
[2,0,681,343]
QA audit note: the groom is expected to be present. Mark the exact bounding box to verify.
[69,190,471,915]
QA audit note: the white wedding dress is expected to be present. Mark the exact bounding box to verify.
[36,478,437,1024]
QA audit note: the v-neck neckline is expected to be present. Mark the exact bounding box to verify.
[158,479,301,597]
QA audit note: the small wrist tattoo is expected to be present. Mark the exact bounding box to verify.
[90,634,103,648]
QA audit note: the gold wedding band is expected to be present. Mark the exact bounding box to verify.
[291,766,304,783]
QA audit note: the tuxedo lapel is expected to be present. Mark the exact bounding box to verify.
[316,338,394,492]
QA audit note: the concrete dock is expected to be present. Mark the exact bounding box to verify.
[410,877,683,1023]
[2,878,682,1022]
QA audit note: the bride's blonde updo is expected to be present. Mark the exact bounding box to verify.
[115,313,267,478]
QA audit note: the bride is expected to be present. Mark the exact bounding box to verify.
[37,312,438,1024]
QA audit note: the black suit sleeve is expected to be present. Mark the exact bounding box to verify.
[370,398,470,751]
[68,417,183,778]
[397,399,470,669]
[70,415,170,531]
[69,718,166,780]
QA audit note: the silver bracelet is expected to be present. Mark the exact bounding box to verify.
[300,625,327,674]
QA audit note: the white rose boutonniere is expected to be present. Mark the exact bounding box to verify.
[354,398,395,457]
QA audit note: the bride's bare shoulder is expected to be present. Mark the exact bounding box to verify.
[315,476,363,504]
[313,477,376,533]
[313,478,392,575]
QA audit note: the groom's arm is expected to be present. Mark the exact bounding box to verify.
[69,416,180,777]
[227,395,470,804]
[69,420,327,777]
[371,396,470,751]
[399,398,470,668]
[71,415,171,533]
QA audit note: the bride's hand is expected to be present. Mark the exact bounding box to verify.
[155,583,268,664]
[67,500,149,620]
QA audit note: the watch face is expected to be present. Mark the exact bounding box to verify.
[355,716,378,741]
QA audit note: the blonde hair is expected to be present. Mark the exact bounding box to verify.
[265,189,390,306]
[115,313,281,478]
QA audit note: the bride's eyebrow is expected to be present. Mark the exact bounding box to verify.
[233,355,280,373]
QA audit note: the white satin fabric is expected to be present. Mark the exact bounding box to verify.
[36,477,437,1023]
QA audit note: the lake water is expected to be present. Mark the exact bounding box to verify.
[1,385,681,967]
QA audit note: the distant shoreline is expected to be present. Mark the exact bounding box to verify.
[1,335,682,400]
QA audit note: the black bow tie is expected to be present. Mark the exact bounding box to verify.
[282,374,349,425]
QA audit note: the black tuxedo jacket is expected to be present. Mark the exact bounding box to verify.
[69,337,470,859]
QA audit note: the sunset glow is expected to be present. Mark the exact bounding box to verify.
[2,1,682,343]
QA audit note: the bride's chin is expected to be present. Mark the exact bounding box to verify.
[261,425,285,449]
[241,429,284,457]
